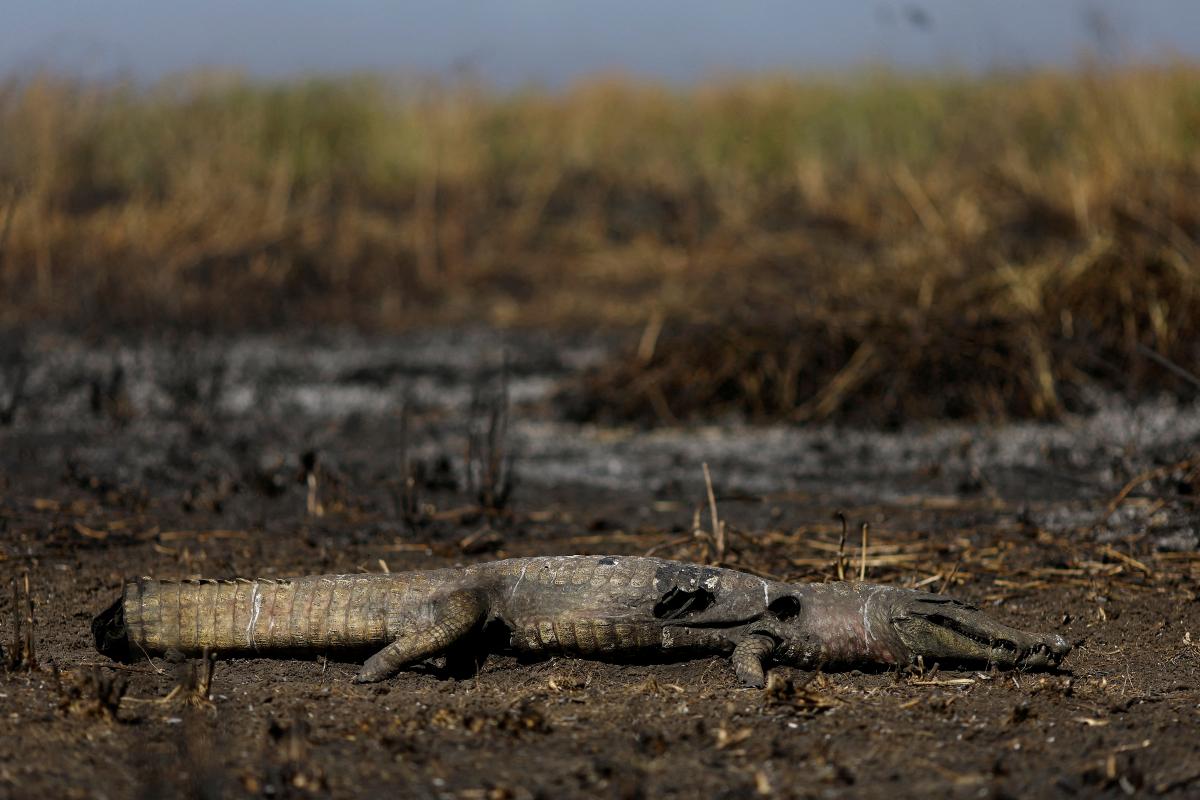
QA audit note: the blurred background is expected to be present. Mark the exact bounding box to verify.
[1,1,1199,425]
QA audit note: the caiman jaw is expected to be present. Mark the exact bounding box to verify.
[889,594,1070,669]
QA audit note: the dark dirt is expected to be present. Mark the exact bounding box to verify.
[2,329,1199,799]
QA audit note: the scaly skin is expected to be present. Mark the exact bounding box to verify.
[93,556,1070,686]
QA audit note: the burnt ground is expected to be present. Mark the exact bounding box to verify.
[1,329,1199,799]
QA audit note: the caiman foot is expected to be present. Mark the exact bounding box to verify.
[731,633,777,688]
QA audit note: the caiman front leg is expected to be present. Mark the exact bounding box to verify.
[353,590,485,683]
[731,633,776,688]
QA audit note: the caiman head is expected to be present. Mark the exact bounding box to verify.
[886,592,1070,669]
[649,564,1070,677]
[733,582,1070,675]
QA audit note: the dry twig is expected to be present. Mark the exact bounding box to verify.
[834,512,847,581]
[4,571,36,672]
[702,462,725,564]
[859,523,869,581]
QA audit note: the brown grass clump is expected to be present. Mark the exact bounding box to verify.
[1,67,1198,422]
[565,214,1200,425]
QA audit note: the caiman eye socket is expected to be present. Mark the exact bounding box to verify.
[653,586,715,619]
[767,595,801,620]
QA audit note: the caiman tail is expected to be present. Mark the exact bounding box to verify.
[92,595,131,661]
[94,575,398,660]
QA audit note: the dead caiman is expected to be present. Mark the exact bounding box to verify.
[93,555,1069,686]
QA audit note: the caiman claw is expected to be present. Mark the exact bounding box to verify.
[889,593,1070,669]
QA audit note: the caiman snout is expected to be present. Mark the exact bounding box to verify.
[889,594,1070,670]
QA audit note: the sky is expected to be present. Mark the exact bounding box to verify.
[3,1,1199,87]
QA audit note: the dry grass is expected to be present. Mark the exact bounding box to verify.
[1,67,1198,421]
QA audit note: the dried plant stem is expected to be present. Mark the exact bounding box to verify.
[834,512,847,581]
[1103,457,1196,519]
[939,558,963,595]
[637,309,664,364]
[1136,343,1200,390]
[306,471,323,517]
[859,523,869,582]
[702,463,725,564]
[7,571,37,671]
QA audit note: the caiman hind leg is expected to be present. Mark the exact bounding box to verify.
[353,590,485,683]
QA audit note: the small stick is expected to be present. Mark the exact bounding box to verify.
[637,309,664,364]
[939,557,962,595]
[397,392,419,528]
[8,577,19,669]
[644,533,696,558]
[910,573,943,589]
[834,512,847,581]
[702,463,724,564]
[22,571,35,668]
[196,647,215,701]
[303,451,325,517]
[1136,343,1200,390]
[1098,544,1153,576]
[859,523,869,582]
[76,662,159,675]
[688,505,709,562]
[1103,457,1195,518]
[7,571,37,670]
[0,184,18,258]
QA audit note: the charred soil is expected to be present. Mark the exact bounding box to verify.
[1,330,1199,799]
